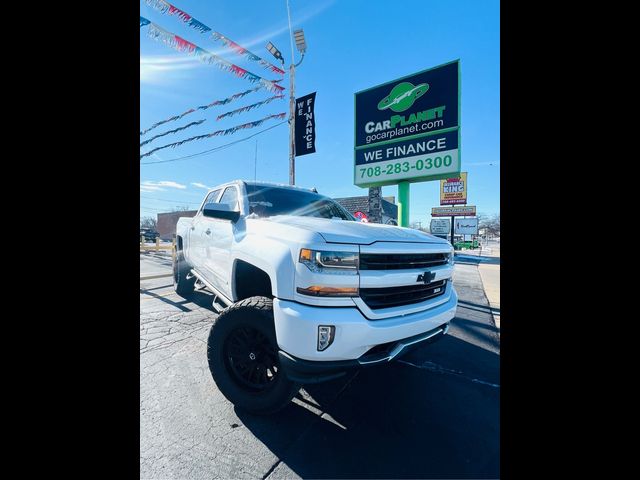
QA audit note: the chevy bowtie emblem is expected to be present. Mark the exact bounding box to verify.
[417,271,436,284]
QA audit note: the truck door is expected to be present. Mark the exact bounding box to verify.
[188,188,221,272]
[203,185,239,297]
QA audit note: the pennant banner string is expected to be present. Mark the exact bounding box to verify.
[139,119,206,147]
[140,113,286,159]
[144,0,285,75]
[141,121,287,165]
[144,21,284,95]
[140,16,151,27]
[216,95,284,121]
[140,86,263,136]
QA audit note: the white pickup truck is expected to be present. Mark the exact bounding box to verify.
[175,180,458,414]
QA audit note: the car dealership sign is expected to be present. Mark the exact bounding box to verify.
[354,60,460,187]
[440,172,467,205]
[430,218,451,235]
[454,217,478,235]
[431,205,476,217]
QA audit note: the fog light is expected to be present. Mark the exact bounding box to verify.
[317,325,335,351]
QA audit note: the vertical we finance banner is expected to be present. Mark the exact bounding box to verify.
[295,92,316,156]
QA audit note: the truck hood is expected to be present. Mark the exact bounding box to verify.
[266,216,448,245]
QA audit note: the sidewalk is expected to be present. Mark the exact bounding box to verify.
[478,263,500,329]
[456,241,500,329]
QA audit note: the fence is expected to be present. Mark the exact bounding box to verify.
[140,237,176,281]
[140,235,175,252]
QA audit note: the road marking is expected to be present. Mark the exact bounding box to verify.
[140,273,173,280]
[397,359,500,388]
[140,289,177,300]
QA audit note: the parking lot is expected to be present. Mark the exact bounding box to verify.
[140,252,500,479]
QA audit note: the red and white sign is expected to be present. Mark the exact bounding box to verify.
[354,211,369,222]
[440,172,467,205]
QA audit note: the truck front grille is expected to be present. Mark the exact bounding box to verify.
[359,252,448,270]
[360,280,447,310]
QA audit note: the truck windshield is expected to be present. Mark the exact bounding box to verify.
[246,185,354,221]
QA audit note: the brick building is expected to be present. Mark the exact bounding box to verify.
[156,210,198,241]
[334,196,398,225]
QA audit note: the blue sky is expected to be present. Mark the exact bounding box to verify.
[140,0,499,226]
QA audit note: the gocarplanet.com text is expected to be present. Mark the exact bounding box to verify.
[364,105,445,144]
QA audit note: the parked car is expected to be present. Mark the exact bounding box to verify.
[140,229,158,242]
[454,239,480,250]
[175,180,458,414]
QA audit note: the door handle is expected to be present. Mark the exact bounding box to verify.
[205,228,211,235]
[191,226,195,231]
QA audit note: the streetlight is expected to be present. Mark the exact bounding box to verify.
[293,29,306,56]
[265,2,308,185]
[266,42,284,65]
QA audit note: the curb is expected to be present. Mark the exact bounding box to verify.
[477,263,500,331]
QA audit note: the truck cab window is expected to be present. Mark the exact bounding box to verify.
[219,187,239,211]
[201,189,222,213]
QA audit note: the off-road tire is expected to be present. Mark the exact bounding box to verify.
[207,296,300,415]
[173,248,195,296]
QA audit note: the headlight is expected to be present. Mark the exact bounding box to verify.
[299,248,358,273]
[448,249,455,265]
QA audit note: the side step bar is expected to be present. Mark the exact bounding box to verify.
[190,269,232,313]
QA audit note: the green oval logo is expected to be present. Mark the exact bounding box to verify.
[377,82,429,112]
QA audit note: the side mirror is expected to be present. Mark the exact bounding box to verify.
[203,203,240,222]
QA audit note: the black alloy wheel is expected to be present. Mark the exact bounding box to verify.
[224,326,279,392]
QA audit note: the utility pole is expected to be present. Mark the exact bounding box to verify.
[267,1,306,186]
[289,62,296,185]
[286,0,306,185]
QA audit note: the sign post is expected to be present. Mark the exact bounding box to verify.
[398,181,410,227]
[439,171,468,245]
[450,215,455,245]
[354,60,461,227]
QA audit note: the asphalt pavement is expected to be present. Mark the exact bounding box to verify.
[140,252,500,479]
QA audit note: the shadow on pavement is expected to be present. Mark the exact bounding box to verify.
[236,334,499,479]
[139,288,218,312]
[457,300,500,317]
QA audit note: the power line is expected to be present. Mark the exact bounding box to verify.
[140,121,287,165]
[141,204,197,213]
[139,195,201,204]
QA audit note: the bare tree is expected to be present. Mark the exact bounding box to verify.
[478,213,500,237]
[140,216,157,230]
[171,205,191,212]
